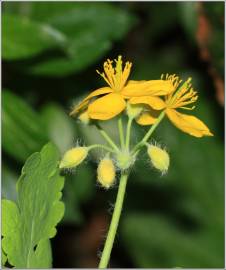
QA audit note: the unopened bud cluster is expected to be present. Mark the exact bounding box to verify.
[60,133,170,190]
[59,142,170,188]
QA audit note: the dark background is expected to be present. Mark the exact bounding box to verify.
[2,1,224,268]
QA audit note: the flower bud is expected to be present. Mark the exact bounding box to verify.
[78,110,90,125]
[147,144,169,174]
[59,147,88,169]
[97,158,116,189]
[126,103,143,119]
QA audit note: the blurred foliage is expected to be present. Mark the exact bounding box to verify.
[3,2,136,76]
[2,91,48,162]
[2,1,224,268]
[203,2,224,77]
[121,95,224,268]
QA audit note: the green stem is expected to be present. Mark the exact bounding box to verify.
[132,111,165,153]
[125,117,133,151]
[95,123,119,152]
[88,144,115,153]
[118,118,125,148]
[98,172,129,268]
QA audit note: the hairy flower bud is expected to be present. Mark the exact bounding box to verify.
[78,110,90,125]
[147,144,169,174]
[97,158,116,189]
[59,147,88,169]
[126,103,143,119]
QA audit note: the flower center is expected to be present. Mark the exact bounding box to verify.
[97,55,132,92]
[163,75,198,110]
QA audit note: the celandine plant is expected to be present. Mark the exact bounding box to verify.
[60,56,213,268]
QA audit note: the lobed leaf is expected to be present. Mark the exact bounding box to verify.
[2,142,65,268]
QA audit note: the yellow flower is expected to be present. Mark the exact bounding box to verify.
[70,56,175,120]
[134,74,213,138]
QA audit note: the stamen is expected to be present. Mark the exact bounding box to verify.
[180,105,196,110]
[173,97,198,108]
[96,55,132,91]
[96,69,112,88]
[165,75,199,110]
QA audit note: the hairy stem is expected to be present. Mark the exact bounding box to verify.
[95,123,119,152]
[88,144,116,153]
[125,117,133,151]
[98,172,129,268]
[118,118,125,149]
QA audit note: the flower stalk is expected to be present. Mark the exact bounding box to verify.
[95,122,120,152]
[118,117,125,148]
[125,117,133,150]
[98,172,129,269]
[88,144,116,153]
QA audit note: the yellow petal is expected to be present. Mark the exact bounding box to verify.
[136,110,160,125]
[88,93,126,120]
[166,108,213,137]
[129,96,165,110]
[121,80,174,97]
[70,87,112,116]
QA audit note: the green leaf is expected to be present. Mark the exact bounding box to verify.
[2,165,18,201]
[2,14,66,60]
[40,103,76,154]
[2,143,65,268]
[2,90,48,162]
[29,37,111,76]
[2,249,7,267]
[4,2,136,76]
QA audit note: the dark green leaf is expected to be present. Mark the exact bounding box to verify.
[4,2,136,76]
[2,90,48,162]
[2,165,18,201]
[2,14,66,60]
[121,214,223,268]
[40,103,76,154]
